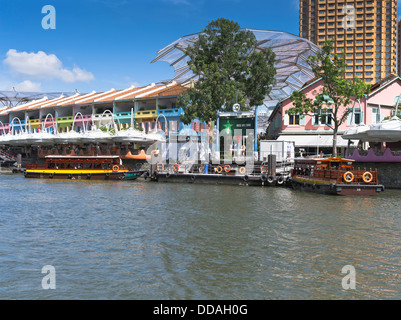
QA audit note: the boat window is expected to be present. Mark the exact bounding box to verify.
[66,163,73,169]
[48,162,55,169]
[84,163,92,169]
[94,162,102,169]
[103,162,111,169]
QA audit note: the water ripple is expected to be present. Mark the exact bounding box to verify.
[1,175,401,299]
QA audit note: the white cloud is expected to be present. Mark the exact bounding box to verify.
[3,49,94,83]
[13,80,42,92]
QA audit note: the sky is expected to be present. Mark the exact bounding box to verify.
[0,0,399,94]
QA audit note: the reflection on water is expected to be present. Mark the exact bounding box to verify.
[1,174,401,299]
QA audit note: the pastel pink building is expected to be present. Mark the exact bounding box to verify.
[267,75,401,156]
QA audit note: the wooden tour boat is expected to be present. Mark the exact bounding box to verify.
[290,156,384,195]
[24,155,143,180]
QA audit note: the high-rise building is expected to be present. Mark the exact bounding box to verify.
[299,0,397,84]
[398,19,401,76]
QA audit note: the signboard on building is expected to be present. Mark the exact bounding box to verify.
[219,117,255,136]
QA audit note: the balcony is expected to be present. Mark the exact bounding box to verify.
[72,114,92,127]
[114,112,132,124]
[135,110,157,120]
[0,122,9,133]
[157,108,183,118]
[28,118,41,129]
[56,116,73,128]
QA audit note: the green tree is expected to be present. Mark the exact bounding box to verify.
[287,41,370,157]
[178,18,276,124]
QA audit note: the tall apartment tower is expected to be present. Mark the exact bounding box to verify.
[398,19,401,76]
[300,0,397,84]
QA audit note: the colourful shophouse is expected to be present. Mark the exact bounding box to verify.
[267,74,401,156]
[0,81,211,145]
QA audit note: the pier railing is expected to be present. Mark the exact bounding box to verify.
[309,168,379,185]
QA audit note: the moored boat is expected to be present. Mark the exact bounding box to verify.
[24,155,143,180]
[290,156,384,195]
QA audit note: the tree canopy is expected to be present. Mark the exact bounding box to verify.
[177,18,277,124]
[287,41,370,156]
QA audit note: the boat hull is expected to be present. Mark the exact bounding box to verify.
[24,170,143,181]
[291,177,384,196]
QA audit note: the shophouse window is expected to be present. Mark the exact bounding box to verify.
[289,114,300,125]
[313,109,332,126]
[347,107,363,125]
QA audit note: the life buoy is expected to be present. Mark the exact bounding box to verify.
[216,166,223,173]
[239,166,246,175]
[260,166,267,174]
[343,171,354,183]
[173,164,180,172]
[362,171,373,183]
[112,165,119,172]
[224,165,231,173]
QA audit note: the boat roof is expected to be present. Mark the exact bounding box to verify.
[45,155,121,159]
[295,157,355,163]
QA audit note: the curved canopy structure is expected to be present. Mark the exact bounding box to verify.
[0,91,76,110]
[152,29,321,109]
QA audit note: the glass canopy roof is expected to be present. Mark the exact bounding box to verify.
[152,29,321,110]
[0,91,76,109]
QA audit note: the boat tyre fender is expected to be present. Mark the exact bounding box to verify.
[276,176,284,185]
[267,175,274,184]
[144,171,149,180]
[23,171,27,176]
[166,172,171,178]
[68,174,72,179]
[87,173,91,179]
[244,175,249,182]
[260,174,267,182]
[191,174,196,182]
[105,173,110,177]
[49,173,54,179]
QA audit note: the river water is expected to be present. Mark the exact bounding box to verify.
[1,173,401,300]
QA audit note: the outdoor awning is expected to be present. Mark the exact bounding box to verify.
[276,134,358,148]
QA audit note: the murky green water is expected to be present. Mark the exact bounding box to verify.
[1,174,401,299]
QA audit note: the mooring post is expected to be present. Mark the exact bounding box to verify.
[268,154,276,177]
